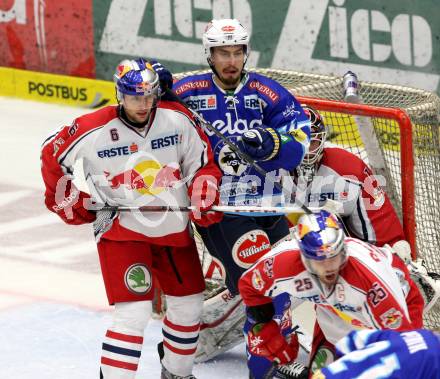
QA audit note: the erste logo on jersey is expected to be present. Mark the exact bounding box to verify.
[232,230,271,268]
[97,143,138,158]
[307,191,350,203]
[186,95,217,111]
[248,80,280,103]
[244,94,265,110]
[175,80,210,95]
[151,133,180,150]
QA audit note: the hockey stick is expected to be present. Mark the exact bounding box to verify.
[164,88,313,215]
[98,199,342,215]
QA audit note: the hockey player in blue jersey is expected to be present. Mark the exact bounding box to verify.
[312,328,440,379]
[173,18,310,294]
[153,18,311,377]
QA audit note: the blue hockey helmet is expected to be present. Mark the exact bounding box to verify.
[114,58,160,101]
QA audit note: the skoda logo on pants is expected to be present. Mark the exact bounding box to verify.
[124,264,152,294]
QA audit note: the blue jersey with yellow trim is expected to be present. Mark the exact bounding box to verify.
[315,329,440,379]
[174,71,310,208]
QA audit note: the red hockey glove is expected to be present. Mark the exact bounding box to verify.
[247,320,299,365]
[46,183,96,225]
[188,175,223,227]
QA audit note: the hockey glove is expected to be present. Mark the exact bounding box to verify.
[188,176,223,227]
[239,126,281,161]
[150,60,173,91]
[247,320,299,365]
[46,183,96,225]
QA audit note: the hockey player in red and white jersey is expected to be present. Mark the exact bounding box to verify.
[238,210,424,379]
[289,106,439,318]
[41,59,222,379]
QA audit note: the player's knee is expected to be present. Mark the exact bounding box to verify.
[166,292,203,325]
[112,300,152,333]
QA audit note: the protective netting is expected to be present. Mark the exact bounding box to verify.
[176,68,440,329]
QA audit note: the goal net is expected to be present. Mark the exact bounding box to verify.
[175,68,440,330]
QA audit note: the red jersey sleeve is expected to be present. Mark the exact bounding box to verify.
[40,106,117,224]
[323,148,405,246]
[345,257,413,331]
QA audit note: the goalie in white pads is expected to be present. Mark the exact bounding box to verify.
[238,211,424,379]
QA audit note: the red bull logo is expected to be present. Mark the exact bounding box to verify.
[105,169,148,190]
[104,161,181,195]
[380,308,403,329]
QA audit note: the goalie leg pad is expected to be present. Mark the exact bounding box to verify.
[195,288,246,363]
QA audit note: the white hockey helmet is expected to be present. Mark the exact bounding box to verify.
[202,19,250,61]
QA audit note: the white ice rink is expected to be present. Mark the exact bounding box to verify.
[0,97,313,379]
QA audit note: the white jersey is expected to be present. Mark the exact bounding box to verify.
[239,238,415,345]
[289,146,405,246]
[41,101,220,245]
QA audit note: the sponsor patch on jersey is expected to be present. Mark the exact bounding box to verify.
[248,80,280,103]
[289,128,308,143]
[97,145,136,158]
[185,94,217,111]
[232,230,271,268]
[282,101,301,118]
[175,80,210,95]
[124,264,152,295]
[372,187,385,207]
[218,144,248,176]
[244,94,261,110]
[380,308,403,329]
[52,137,65,156]
[311,346,336,375]
[129,143,138,153]
[263,257,274,278]
[251,268,265,290]
[151,133,180,149]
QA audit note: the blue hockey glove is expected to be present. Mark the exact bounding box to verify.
[150,60,173,90]
[239,126,281,161]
